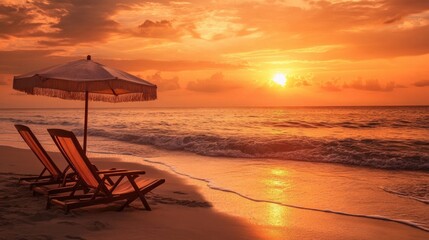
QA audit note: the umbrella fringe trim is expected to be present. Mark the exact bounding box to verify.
[28,87,157,102]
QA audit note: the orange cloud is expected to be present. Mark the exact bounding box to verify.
[136,20,182,39]
[0,50,245,74]
[145,72,180,91]
[187,72,241,93]
[46,1,120,44]
[414,79,429,87]
[343,79,402,92]
[0,50,67,74]
[320,79,342,92]
[0,4,43,39]
[286,74,313,88]
[222,0,429,61]
[319,78,406,92]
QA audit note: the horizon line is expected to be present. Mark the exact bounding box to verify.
[0,104,428,110]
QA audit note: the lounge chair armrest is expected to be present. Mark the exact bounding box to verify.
[96,169,128,174]
[103,170,146,177]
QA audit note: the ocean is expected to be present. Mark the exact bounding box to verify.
[1,106,428,170]
[0,106,428,232]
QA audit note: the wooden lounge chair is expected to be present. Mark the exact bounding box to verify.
[15,125,121,196]
[47,129,165,213]
[14,124,75,191]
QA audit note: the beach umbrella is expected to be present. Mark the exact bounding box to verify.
[13,55,157,153]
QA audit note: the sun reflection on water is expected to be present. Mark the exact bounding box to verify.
[271,168,289,176]
[264,168,291,227]
[265,179,285,187]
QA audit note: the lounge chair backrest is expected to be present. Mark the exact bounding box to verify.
[15,125,61,179]
[48,129,101,189]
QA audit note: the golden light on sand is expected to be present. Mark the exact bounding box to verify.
[272,73,287,87]
[267,203,288,227]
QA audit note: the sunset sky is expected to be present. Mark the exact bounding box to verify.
[0,0,428,107]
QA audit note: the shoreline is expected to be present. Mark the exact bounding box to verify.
[1,145,428,240]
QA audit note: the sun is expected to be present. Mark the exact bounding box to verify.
[272,73,287,87]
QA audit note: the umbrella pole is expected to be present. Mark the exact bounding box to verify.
[83,91,88,154]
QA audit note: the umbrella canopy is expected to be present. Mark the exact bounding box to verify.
[13,55,157,152]
[13,55,157,102]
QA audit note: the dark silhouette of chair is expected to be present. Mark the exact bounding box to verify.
[47,129,165,213]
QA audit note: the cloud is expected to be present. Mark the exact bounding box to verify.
[414,79,429,87]
[319,78,405,92]
[305,0,429,29]
[320,79,342,92]
[384,16,402,25]
[136,20,182,39]
[100,59,245,72]
[235,23,429,62]
[187,72,241,93]
[0,50,245,74]
[335,25,429,59]
[0,4,43,39]
[46,0,120,44]
[0,0,122,44]
[145,72,180,91]
[226,0,429,60]
[286,74,312,87]
[0,50,69,74]
[29,0,202,45]
[344,79,398,92]
[382,0,429,22]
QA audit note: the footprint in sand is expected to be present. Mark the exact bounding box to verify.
[18,234,54,240]
[57,221,80,226]
[85,220,109,231]
[65,235,86,240]
[29,212,57,222]
[149,195,212,208]
[35,234,53,240]
[173,191,187,195]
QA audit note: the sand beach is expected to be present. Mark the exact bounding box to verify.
[1,144,428,240]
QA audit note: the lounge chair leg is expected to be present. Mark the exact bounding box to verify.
[140,196,151,211]
[118,197,137,211]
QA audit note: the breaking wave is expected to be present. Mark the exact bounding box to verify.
[73,128,429,171]
[0,117,78,127]
[381,184,429,204]
[265,119,429,129]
